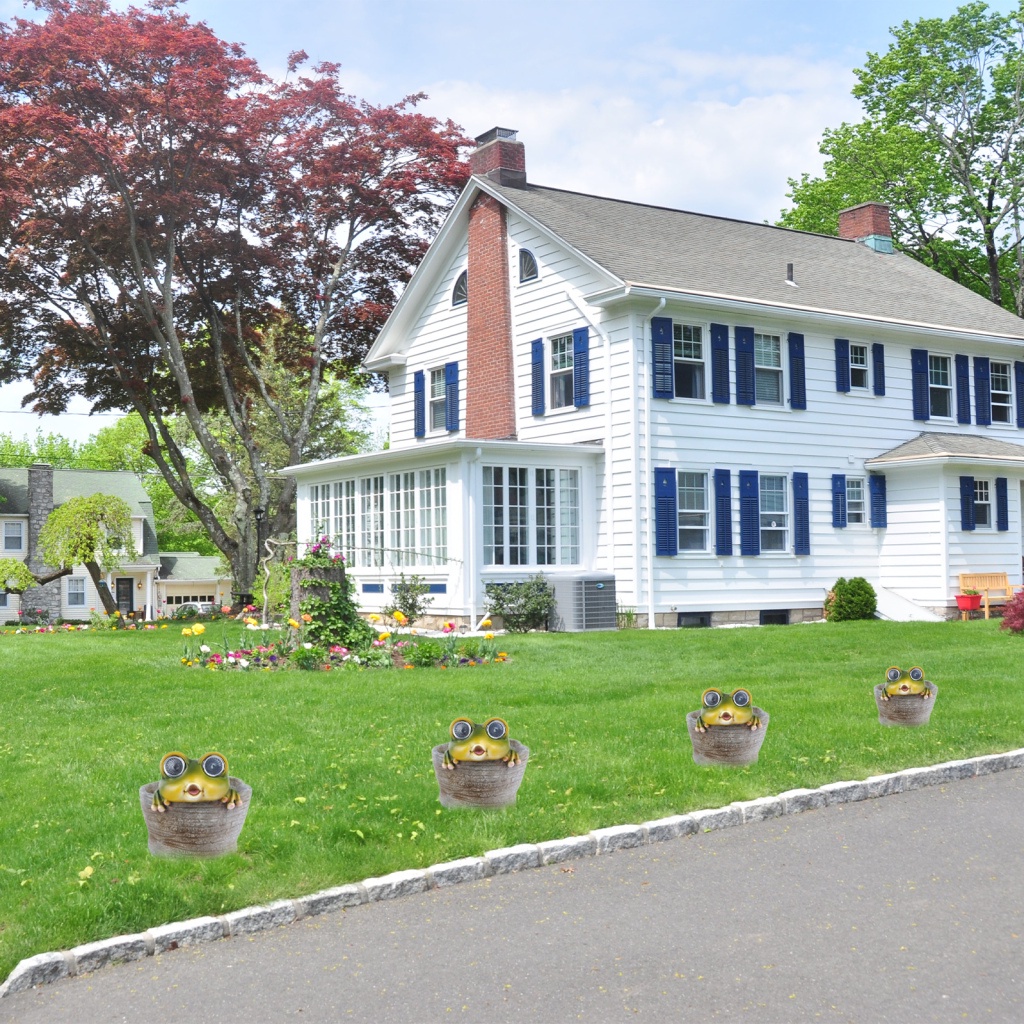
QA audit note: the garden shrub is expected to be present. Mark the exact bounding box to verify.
[383,573,433,626]
[1000,591,1024,633]
[406,638,444,667]
[296,538,374,648]
[485,574,555,633]
[824,577,877,621]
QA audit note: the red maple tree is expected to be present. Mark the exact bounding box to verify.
[0,0,469,596]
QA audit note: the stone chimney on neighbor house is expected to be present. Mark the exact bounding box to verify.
[24,461,61,620]
[464,128,525,440]
[838,201,894,253]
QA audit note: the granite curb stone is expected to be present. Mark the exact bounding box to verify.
[4,748,1024,1000]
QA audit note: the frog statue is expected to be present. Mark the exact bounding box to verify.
[695,688,761,732]
[151,751,240,812]
[442,718,520,769]
[880,666,933,701]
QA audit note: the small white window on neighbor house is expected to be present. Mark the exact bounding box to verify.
[846,478,865,524]
[550,334,574,409]
[67,577,86,607]
[929,354,953,418]
[974,479,992,527]
[3,521,24,551]
[677,472,709,551]
[753,333,783,404]
[991,361,1013,423]
[849,344,869,390]
[429,368,447,431]
[673,324,705,400]
[759,474,788,551]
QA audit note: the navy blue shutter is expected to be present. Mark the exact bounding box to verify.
[654,468,678,556]
[714,469,732,555]
[413,370,425,438]
[651,317,674,399]
[955,354,971,423]
[735,326,755,406]
[788,333,806,409]
[572,326,590,407]
[872,343,885,396]
[997,477,1009,531]
[739,470,760,555]
[711,323,730,404]
[531,339,544,415]
[869,474,887,528]
[974,357,991,426]
[444,361,459,431]
[832,474,847,528]
[1016,362,1024,428]
[793,472,810,555]
[835,338,851,392]
[911,349,929,420]
[959,475,976,530]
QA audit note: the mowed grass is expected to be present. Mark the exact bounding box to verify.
[3,618,1024,979]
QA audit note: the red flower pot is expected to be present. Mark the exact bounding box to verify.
[956,594,982,611]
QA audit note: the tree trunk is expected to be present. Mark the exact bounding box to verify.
[85,561,118,615]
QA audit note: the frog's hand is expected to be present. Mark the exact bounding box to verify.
[222,787,241,809]
[442,746,458,770]
[879,689,890,701]
[922,685,934,699]
[503,749,520,767]
[151,788,172,813]
[694,714,708,733]
[749,714,762,731]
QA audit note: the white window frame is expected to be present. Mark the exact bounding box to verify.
[429,368,447,431]
[849,343,869,390]
[753,333,783,405]
[928,354,953,418]
[418,468,447,566]
[673,323,706,401]
[333,480,356,566]
[974,479,992,528]
[389,472,417,566]
[759,474,788,551]
[309,485,330,545]
[549,334,574,410]
[359,476,385,567]
[67,577,86,607]
[677,471,709,551]
[3,521,24,552]
[991,361,1013,424]
[846,477,866,525]
[519,249,538,283]
[452,269,467,307]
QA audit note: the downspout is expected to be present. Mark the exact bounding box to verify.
[645,297,666,629]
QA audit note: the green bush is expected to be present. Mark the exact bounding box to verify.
[485,574,556,633]
[824,577,877,621]
[406,638,444,667]
[296,540,374,648]
[383,572,433,626]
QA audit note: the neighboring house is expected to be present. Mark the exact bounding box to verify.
[0,463,230,621]
[157,553,231,616]
[281,128,1024,627]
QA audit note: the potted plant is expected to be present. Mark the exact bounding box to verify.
[956,589,982,611]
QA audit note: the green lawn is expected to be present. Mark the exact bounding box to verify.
[2,618,1023,980]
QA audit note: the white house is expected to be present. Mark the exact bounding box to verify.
[281,128,1024,627]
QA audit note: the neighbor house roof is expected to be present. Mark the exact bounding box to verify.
[158,552,227,582]
[867,432,1024,467]
[486,181,1024,340]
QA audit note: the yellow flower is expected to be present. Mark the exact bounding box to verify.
[480,619,492,628]
[378,632,391,641]
[368,613,381,622]
[181,627,193,636]
[244,616,258,626]
[393,610,407,624]
[77,866,93,881]
[192,623,206,635]
[160,624,167,629]
[484,632,494,640]
[288,618,300,629]
[497,652,508,659]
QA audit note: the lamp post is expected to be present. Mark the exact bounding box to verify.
[252,505,266,606]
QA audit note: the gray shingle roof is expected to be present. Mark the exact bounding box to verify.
[489,182,1024,339]
[158,553,227,582]
[867,432,1024,465]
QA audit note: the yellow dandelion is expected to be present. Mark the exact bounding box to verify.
[485,632,494,640]
[181,627,193,636]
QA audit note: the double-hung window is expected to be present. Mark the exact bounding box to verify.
[846,478,865,524]
[677,472,709,551]
[3,521,23,551]
[974,480,992,527]
[759,475,788,550]
[429,368,447,431]
[849,344,869,390]
[753,333,783,404]
[67,577,86,607]
[333,481,356,565]
[673,324,705,400]
[550,334,574,409]
[929,355,953,418]
[991,361,1013,423]
[359,476,385,567]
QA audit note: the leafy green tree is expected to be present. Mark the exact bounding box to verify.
[780,1,1024,314]
[38,494,138,615]
[0,429,81,468]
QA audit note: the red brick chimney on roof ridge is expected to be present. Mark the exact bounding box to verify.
[465,128,521,440]
[837,202,894,253]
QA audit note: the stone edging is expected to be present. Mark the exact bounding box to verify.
[3,748,1023,999]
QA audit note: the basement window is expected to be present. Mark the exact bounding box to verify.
[759,609,790,626]
[678,611,711,628]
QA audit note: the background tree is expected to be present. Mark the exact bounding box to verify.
[780,1,1024,314]
[37,493,138,614]
[0,0,469,598]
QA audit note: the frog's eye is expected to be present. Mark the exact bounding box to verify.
[886,667,902,682]
[450,719,473,741]
[909,667,924,682]
[161,753,187,778]
[485,718,507,740]
[732,689,751,708]
[201,753,226,778]
[702,689,723,708]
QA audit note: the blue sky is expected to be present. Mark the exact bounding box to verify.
[0,0,1006,441]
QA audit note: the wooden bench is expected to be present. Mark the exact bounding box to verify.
[958,572,1024,619]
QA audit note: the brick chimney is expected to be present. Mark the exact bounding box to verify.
[465,128,523,440]
[838,202,894,253]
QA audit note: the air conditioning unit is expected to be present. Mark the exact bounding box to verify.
[549,574,617,632]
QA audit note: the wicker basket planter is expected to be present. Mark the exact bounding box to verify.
[431,740,529,808]
[874,683,938,727]
[685,708,770,766]
[139,778,251,857]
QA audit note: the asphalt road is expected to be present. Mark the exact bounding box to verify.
[3,770,1024,1024]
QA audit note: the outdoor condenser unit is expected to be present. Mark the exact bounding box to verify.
[549,574,617,632]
